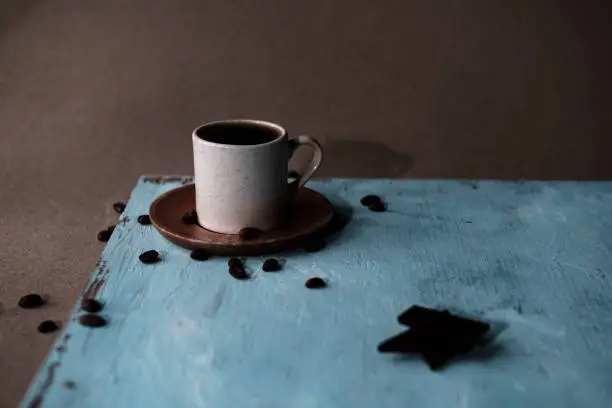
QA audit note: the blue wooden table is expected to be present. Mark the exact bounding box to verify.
[21,177,612,408]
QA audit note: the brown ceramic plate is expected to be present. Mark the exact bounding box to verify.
[149,184,335,255]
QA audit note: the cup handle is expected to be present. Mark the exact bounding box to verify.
[288,135,323,189]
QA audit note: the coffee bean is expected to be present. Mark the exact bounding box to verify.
[62,380,76,389]
[302,239,326,253]
[360,195,382,206]
[368,201,386,212]
[113,201,126,214]
[182,210,198,224]
[238,227,260,240]
[18,293,44,309]
[262,258,281,272]
[229,267,249,280]
[190,249,209,261]
[37,320,59,333]
[79,314,107,328]
[228,258,243,268]
[305,277,326,289]
[139,250,160,264]
[137,214,151,225]
[81,298,103,313]
[96,226,115,242]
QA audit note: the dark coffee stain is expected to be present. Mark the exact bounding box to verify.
[83,260,109,299]
[143,175,194,185]
[317,140,413,178]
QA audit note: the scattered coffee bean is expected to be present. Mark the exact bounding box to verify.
[228,258,243,268]
[79,314,107,328]
[81,298,103,313]
[18,293,44,309]
[139,250,160,264]
[182,210,198,224]
[238,227,260,240]
[137,214,151,225]
[112,201,126,214]
[37,320,59,333]
[229,267,249,280]
[62,380,76,389]
[368,201,386,212]
[190,249,210,261]
[262,258,281,272]
[360,195,382,207]
[305,277,326,289]
[302,239,326,253]
[96,226,115,242]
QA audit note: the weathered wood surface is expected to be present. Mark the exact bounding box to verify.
[21,177,612,408]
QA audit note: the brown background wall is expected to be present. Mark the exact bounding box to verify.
[0,1,611,406]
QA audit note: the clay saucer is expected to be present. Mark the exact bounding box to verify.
[149,184,335,255]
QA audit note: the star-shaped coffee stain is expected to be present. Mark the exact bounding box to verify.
[378,305,490,370]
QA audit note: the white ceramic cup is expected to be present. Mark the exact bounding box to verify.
[192,119,323,234]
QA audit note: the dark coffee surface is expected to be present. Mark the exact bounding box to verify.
[196,122,280,146]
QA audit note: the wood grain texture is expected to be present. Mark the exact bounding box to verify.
[20,177,612,408]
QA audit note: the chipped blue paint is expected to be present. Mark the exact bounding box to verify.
[21,177,612,408]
